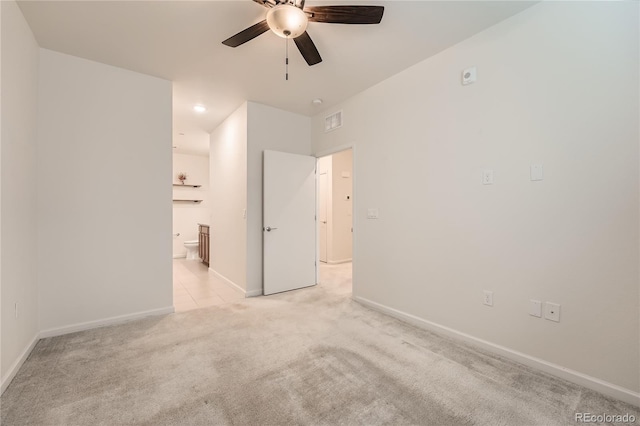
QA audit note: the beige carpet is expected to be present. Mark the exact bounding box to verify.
[1,263,638,425]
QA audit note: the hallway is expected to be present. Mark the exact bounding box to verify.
[173,260,352,311]
[172,259,244,312]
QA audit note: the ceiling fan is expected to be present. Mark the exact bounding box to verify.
[222,0,384,66]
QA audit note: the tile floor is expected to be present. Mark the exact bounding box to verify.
[173,259,353,312]
[173,258,245,312]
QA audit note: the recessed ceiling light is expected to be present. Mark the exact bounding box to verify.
[312,98,323,105]
[193,105,207,113]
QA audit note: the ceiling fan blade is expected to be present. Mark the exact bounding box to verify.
[222,20,270,47]
[253,0,275,8]
[294,31,322,66]
[306,6,384,24]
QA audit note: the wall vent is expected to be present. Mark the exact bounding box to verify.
[324,111,343,132]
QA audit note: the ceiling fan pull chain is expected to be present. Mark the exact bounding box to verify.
[285,37,289,81]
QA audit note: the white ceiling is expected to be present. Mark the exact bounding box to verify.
[18,0,536,156]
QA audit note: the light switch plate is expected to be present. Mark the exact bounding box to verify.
[529,299,542,317]
[367,208,379,219]
[531,164,544,181]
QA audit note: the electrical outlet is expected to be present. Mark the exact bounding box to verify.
[483,290,493,306]
[544,302,560,322]
[482,169,494,185]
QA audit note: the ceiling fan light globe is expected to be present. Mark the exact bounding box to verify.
[266,5,308,39]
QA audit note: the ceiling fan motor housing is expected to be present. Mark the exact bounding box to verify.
[266,5,308,38]
[222,2,384,67]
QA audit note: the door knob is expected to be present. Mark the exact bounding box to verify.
[264,226,278,232]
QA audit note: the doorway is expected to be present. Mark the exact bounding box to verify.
[316,148,353,292]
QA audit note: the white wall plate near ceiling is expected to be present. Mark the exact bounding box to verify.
[462,67,477,85]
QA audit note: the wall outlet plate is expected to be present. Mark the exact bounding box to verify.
[544,302,560,322]
[483,290,493,306]
[482,169,494,185]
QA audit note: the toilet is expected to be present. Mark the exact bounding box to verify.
[184,240,199,260]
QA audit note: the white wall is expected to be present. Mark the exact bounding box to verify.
[0,0,40,387]
[246,102,311,296]
[209,103,248,292]
[37,49,173,334]
[312,2,639,397]
[209,102,311,296]
[172,153,210,257]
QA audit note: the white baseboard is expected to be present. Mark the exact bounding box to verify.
[245,288,263,298]
[328,258,352,265]
[209,268,251,298]
[1,333,39,395]
[2,306,175,394]
[173,254,187,259]
[39,306,175,339]
[354,296,640,407]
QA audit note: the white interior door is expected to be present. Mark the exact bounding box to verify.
[318,172,328,263]
[263,150,317,295]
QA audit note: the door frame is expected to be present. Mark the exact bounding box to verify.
[318,171,329,263]
[314,143,356,288]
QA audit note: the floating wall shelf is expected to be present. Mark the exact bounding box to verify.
[173,184,202,188]
[173,199,203,203]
